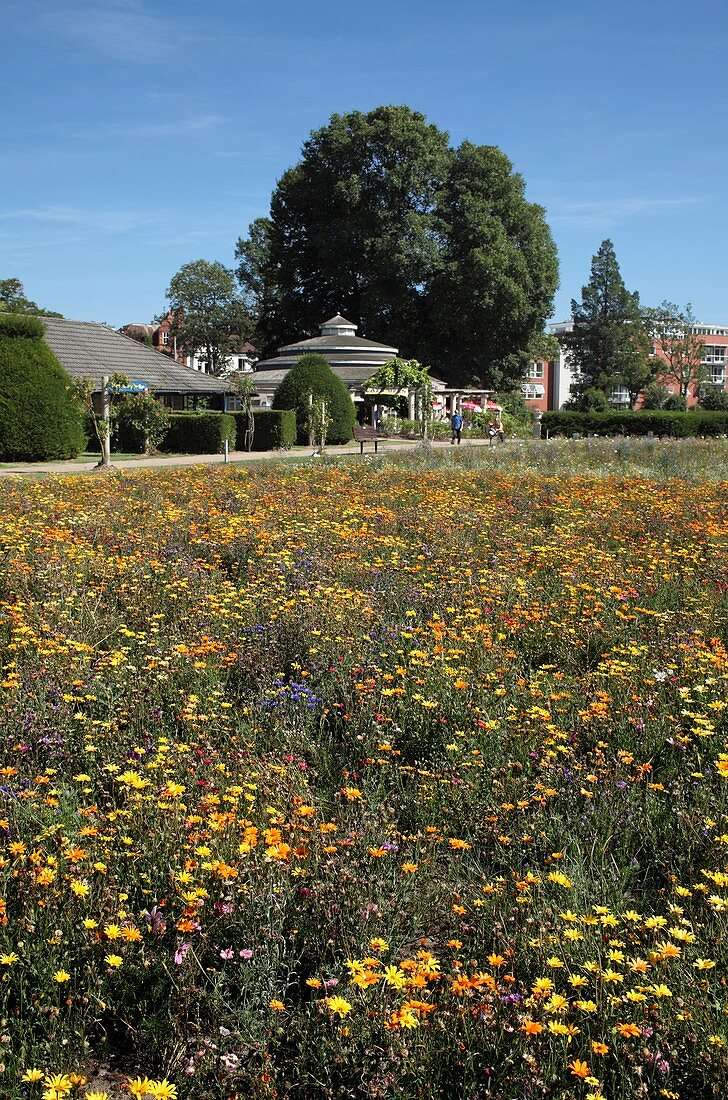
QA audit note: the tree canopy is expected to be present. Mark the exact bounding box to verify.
[563,240,653,408]
[165,260,252,375]
[235,105,558,388]
[643,301,707,398]
[0,277,62,317]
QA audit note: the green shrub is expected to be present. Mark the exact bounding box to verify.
[0,314,45,340]
[641,383,672,410]
[272,354,355,445]
[0,316,85,461]
[114,394,171,454]
[541,409,728,439]
[700,386,728,412]
[160,412,236,454]
[235,409,296,450]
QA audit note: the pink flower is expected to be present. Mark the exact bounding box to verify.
[174,942,191,965]
[219,947,234,960]
[239,948,253,959]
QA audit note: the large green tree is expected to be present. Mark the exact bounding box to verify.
[165,260,252,375]
[642,301,707,398]
[563,240,653,408]
[235,106,558,387]
[0,277,62,317]
[426,142,559,386]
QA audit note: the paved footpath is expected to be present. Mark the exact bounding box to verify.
[0,436,504,477]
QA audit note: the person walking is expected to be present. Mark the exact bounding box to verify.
[488,413,505,445]
[450,410,463,445]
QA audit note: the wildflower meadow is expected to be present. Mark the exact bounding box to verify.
[2,441,728,1100]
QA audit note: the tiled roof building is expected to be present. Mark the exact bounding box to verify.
[42,317,230,405]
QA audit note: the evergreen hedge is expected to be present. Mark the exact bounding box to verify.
[230,409,296,451]
[542,410,728,438]
[272,354,355,445]
[160,412,236,453]
[0,314,85,461]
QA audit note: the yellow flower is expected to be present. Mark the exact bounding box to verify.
[268,999,285,1011]
[383,964,407,989]
[126,1078,154,1097]
[42,1075,73,1094]
[147,1082,178,1099]
[324,995,352,1017]
[53,970,71,983]
[1,952,19,965]
[85,1092,110,1100]
[21,1069,44,1082]
[105,954,123,968]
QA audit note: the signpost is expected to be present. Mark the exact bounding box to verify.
[107,381,149,394]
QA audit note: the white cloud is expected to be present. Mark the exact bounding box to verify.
[549,196,705,230]
[41,0,184,63]
[0,206,152,233]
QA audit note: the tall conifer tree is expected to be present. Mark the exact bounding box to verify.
[564,240,653,407]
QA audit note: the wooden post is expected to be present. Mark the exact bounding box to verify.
[95,376,113,469]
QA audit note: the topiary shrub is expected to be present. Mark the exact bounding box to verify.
[272,354,355,445]
[160,412,236,454]
[233,409,296,451]
[0,315,85,461]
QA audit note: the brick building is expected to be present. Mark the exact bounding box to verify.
[119,313,258,376]
[523,320,728,411]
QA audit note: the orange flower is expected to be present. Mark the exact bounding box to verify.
[567,1059,591,1079]
[615,1022,641,1038]
[521,1019,543,1035]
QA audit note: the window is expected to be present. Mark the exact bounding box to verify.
[610,387,630,407]
[521,383,545,400]
[711,365,725,386]
[703,345,727,365]
[531,362,544,379]
[161,331,170,346]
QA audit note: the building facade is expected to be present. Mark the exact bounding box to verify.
[523,320,728,411]
[119,313,258,376]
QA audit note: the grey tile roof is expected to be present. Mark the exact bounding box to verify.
[277,333,398,354]
[252,361,405,392]
[42,317,230,394]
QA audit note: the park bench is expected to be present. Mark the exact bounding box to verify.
[353,425,385,454]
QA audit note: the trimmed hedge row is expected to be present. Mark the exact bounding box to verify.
[542,410,728,438]
[232,409,296,451]
[161,412,236,454]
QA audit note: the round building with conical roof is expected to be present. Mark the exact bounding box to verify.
[250,315,400,409]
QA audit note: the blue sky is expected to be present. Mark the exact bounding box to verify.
[2,0,727,330]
